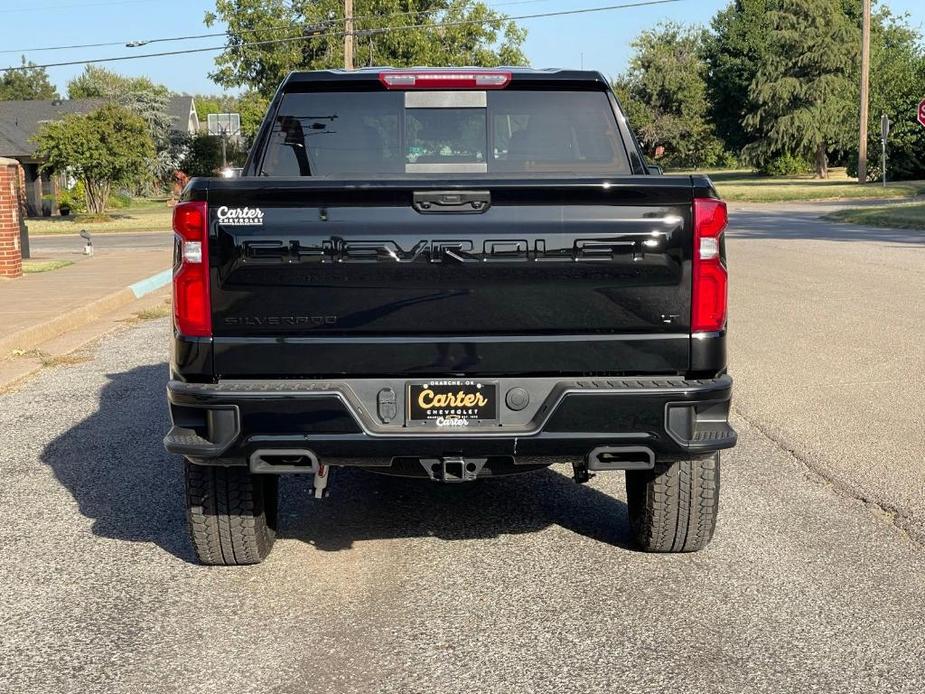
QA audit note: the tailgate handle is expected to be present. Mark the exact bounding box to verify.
[413,190,491,214]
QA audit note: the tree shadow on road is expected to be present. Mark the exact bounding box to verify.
[41,363,634,564]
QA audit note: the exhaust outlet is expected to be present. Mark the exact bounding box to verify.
[249,449,320,474]
[587,446,654,472]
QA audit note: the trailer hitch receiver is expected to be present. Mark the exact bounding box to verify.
[419,456,488,482]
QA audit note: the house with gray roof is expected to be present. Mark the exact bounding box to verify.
[0,96,199,216]
[167,95,199,136]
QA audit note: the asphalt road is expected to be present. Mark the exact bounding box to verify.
[726,204,925,542]
[2,209,924,693]
[28,230,171,255]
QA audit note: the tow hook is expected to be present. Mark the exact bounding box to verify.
[312,464,331,499]
[572,457,595,485]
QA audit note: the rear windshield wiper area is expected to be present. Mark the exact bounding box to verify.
[258,89,632,177]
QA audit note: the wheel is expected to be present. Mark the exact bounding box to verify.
[184,460,279,565]
[625,453,720,552]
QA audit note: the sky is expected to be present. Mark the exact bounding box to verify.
[1,0,924,97]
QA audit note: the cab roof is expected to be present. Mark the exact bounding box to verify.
[280,67,610,92]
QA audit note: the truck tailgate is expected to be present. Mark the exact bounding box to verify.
[206,178,694,377]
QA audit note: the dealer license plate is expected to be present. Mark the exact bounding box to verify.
[407,380,498,427]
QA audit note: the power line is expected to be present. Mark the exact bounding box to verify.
[0,0,558,55]
[0,33,221,57]
[358,0,682,37]
[0,0,168,14]
[0,40,127,56]
[0,0,686,73]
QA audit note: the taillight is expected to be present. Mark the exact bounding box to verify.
[692,198,728,333]
[378,70,512,90]
[172,200,211,337]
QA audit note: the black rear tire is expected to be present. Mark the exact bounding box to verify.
[184,460,279,565]
[625,453,720,552]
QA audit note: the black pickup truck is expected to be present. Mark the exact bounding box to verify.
[165,68,736,564]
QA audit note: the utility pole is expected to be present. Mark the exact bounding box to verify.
[857,0,871,184]
[344,0,354,70]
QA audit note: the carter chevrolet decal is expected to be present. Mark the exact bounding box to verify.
[217,206,265,225]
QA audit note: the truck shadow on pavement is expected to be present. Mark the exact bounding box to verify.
[278,467,634,552]
[39,362,196,562]
[41,362,633,564]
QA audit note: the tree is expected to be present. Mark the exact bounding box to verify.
[847,8,925,181]
[67,66,180,193]
[613,23,726,169]
[191,95,230,121]
[192,91,267,145]
[67,66,174,150]
[205,0,527,97]
[0,57,58,100]
[180,132,247,177]
[742,0,858,178]
[33,104,154,215]
[67,65,168,100]
[701,0,779,154]
[235,91,270,143]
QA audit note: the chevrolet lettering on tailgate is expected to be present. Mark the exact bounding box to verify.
[240,234,671,264]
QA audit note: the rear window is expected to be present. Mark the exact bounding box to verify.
[259,90,630,176]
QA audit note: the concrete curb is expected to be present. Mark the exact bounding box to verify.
[0,267,171,356]
[129,269,172,298]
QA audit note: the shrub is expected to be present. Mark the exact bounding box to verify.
[57,182,86,213]
[33,103,154,215]
[180,132,246,178]
[108,190,133,209]
[757,153,813,177]
[715,151,740,169]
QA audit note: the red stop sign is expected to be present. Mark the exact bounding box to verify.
[919,100,925,128]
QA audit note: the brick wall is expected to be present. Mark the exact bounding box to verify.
[0,157,24,279]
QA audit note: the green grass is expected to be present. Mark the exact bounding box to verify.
[824,202,925,230]
[117,196,170,210]
[22,259,74,273]
[10,348,89,367]
[27,198,172,235]
[668,167,925,203]
[132,302,172,321]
